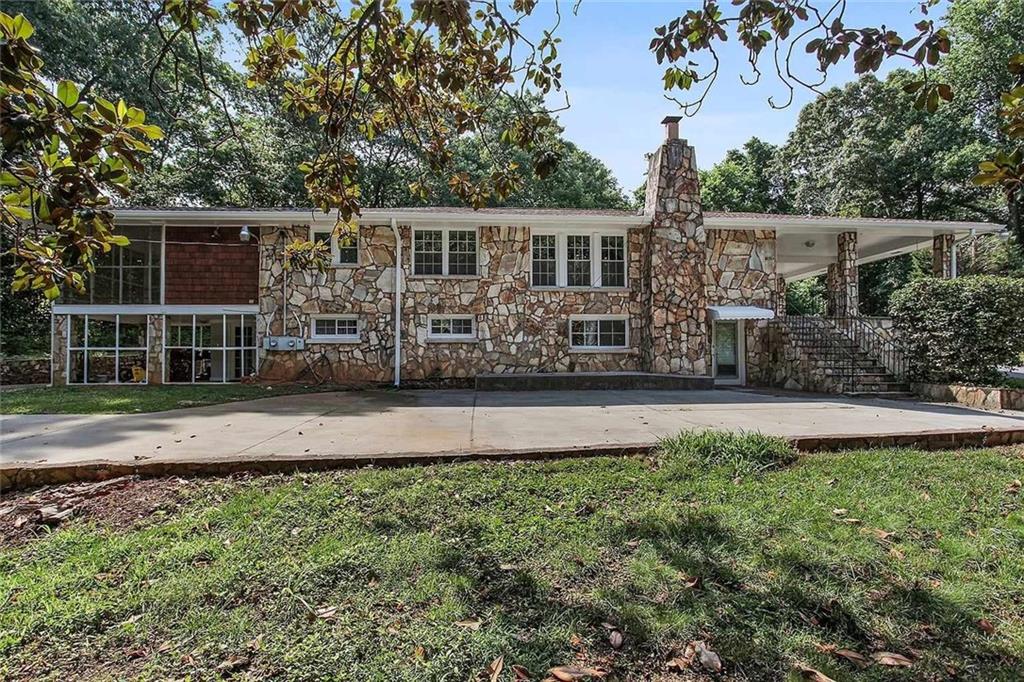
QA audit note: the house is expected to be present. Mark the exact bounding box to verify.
[49,118,1001,391]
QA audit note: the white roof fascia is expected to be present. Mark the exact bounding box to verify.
[706,215,1002,235]
[111,208,647,229]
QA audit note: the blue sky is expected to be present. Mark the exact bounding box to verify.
[521,1,939,190]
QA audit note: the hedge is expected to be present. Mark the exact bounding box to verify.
[889,275,1024,385]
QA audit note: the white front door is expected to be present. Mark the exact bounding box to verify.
[713,320,745,385]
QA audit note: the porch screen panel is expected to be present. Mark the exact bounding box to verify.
[66,314,148,384]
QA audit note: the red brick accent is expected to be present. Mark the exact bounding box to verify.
[164,226,259,305]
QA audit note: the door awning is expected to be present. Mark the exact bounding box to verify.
[708,305,776,321]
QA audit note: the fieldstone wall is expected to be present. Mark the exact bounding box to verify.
[51,315,68,386]
[933,234,954,278]
[147,314,165,384]
[915,382,1024,411]
[257,224,647,384]
[258,224,397,383]
[827,231,858,317]
[704,228,778,385]
[0,355,50,385]
[756,323,848,394]
[643,138,709,375]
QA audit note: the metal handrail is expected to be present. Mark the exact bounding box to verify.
[775,315,859,393]
[825,317,908,381]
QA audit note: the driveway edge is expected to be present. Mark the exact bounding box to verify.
[3,427,1022,492]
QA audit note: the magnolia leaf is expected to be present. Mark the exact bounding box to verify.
[56,80,79,108]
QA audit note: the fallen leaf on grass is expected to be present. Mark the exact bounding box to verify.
[832,508,848,516]
[456,618,483,631]
[315,605,338,620]
[793,662,836,681]
[547,665,608,680]
[682,574,702,589]
[215,654,249,675]
[688,641,722,672]
[484,655,504,682]
[608,629,624,649]
[977,618,996,635]
[815,643,870,669]
[511,663,532,680]
[1006,479,1021,494]
[871,651,913,667]
[866,528,896,542]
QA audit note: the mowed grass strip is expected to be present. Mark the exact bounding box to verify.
[1,434,1023,681]
[0,384,340,415]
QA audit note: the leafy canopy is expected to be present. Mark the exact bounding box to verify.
[0,11,164,298]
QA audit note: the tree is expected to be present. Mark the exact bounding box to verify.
[0,11,163,298]
[700,137,786,213]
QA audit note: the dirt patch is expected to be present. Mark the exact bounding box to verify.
[0,476,194,547]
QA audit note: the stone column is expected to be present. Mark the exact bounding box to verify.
[51,313,68,386]
[774,276,787,317]
[826,231,858,317]
[932,233,954,278]
[641,116,709,376]
[147,314,164,384]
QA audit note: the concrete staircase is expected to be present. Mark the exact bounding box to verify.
[783,317,913,399]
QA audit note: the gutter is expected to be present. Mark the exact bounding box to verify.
[391,217,402,387]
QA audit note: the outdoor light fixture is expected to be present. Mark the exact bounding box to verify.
[239,225,252,242]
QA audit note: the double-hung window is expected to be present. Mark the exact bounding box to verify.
[530,231,627,288]
[427,315,476,341]
[569,316,629,351]
[310,226,359,266]
[413,228,478,276]
[310,315,360,342]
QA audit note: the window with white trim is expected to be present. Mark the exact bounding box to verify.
[310,226,359,265]
[67,314,149,384]
[427,315,476,340]
[413,228,478,276]
[164,314,257,383]
[69,226,161,304]
[311,315,360,341]
[569,316,629,350]
[531,234,557,287]
[530,231,627,288]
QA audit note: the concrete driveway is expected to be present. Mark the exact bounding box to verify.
[3,389,1023,477]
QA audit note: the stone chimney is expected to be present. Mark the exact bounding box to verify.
[641,116,709,376]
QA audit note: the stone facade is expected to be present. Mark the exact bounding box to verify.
[932,234,954,278]
[643,137,709,375]
[704,228,777,384]
[257,224,648,383]
[826,231,858,317]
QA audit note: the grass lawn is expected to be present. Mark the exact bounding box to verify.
[0,383,341,415]
[2,435,1023,680]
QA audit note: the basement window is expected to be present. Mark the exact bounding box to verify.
[427,315,476,341]
[569,316,629,351]
[310,315,360,342]
[413,228,478,276]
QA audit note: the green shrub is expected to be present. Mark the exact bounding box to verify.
[889,275,1024,385]
[659,429,797,474]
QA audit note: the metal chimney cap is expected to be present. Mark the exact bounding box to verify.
[661,115,683,124]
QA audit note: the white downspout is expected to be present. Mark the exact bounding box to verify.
[390,217,402,387]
